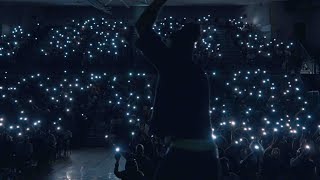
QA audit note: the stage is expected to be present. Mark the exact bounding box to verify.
[34,148,125,180]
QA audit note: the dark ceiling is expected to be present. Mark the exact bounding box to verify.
[0,0,287,6]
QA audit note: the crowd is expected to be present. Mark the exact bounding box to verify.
[39,18,129,60]
[111,71,320,180]
[0,69,155,178]
[112,129,320,180]
[227,17,304,73]
[0,11,318,180]
[0,15,225,65]
[0,26,33,57]
[112,4,318,174]
[0,128,72,178]
[1,15,312,73]
[151,15,223,61]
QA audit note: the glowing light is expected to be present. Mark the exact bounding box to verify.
[211,134,217,140]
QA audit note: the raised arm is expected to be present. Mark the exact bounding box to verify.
[114,154,125,179]
[135,0,168,35]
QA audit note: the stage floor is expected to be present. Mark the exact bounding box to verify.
[34,148,125,180]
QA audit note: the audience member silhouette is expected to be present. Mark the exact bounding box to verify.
[220,157,239,180]
[114,153,144,180]
[135,0,220,179]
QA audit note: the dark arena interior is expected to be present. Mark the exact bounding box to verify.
[0,0,320,179]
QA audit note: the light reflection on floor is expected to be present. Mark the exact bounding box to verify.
[35,148,125,180]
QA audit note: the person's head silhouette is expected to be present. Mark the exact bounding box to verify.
[169,23,201,51]
[125,159,139,172]
[135,144,144,156]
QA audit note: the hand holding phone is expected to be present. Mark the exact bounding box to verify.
[115,153,121,161]
[114,147,121,161]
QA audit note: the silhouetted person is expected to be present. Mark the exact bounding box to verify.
[114,153,144,180]
[220,157,239,180]
[239,141,264,180]
[290,147,317,180]
[121,144,154,179]
[135,0,220,179]
[15,136,33,171]
[133,144,154,179]
[262,148,287,180]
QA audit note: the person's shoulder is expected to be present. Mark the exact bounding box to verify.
[307,160,316,166]
[141,155,151,161]
[133,170,144,178]
[229,172,238,177]
[264,154,273,160]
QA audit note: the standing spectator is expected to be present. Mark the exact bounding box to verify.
[63,129,73,157]
[262,148,287,180]
[114,153,144,180]
[290,146,317,180]
[135,0,220,179]
[14,136,33,172]
[46,130,57,163]
[124,144,155,180]
[220,157,239,180]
